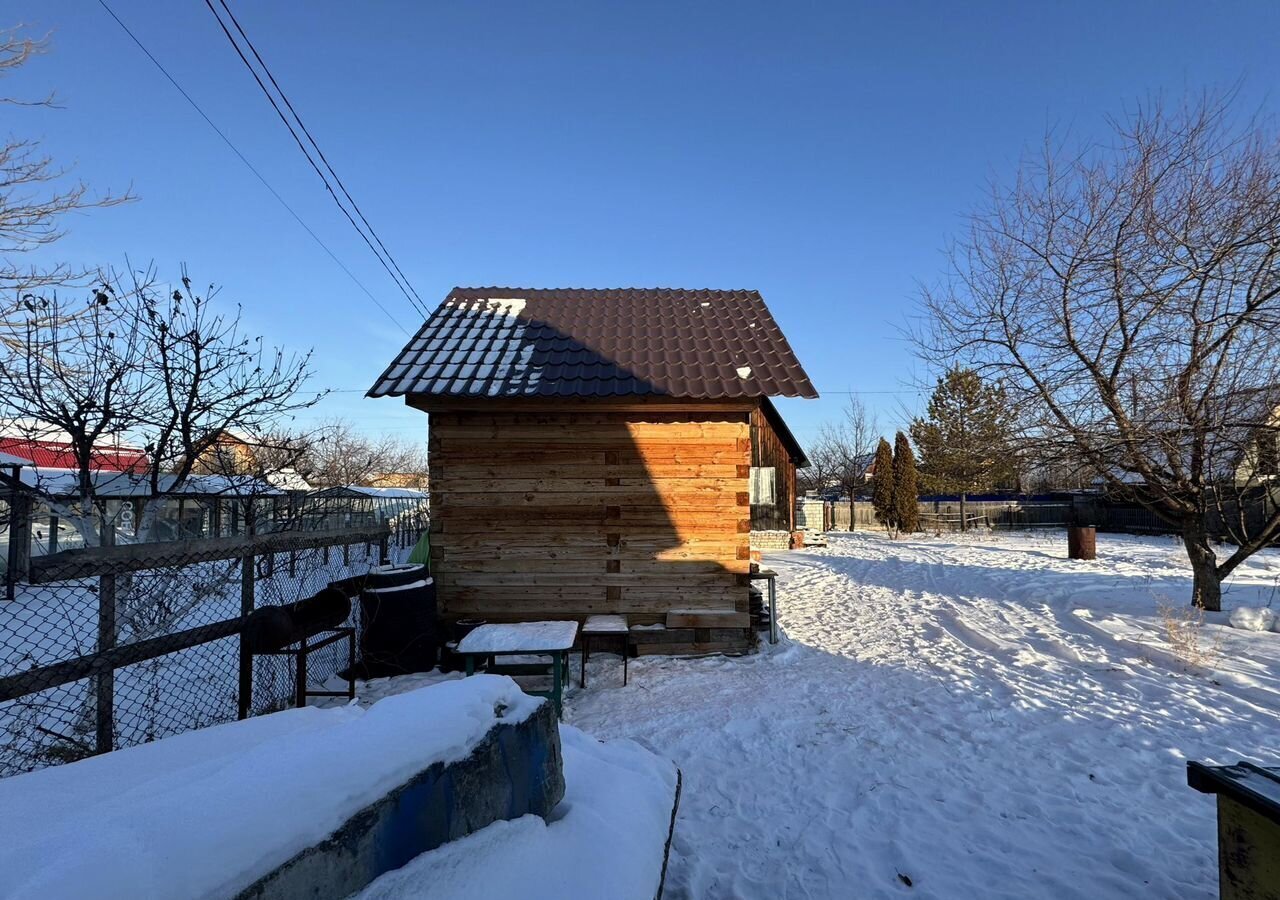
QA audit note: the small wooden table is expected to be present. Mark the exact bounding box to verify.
[580,614,629,687]
[456,621,579,717]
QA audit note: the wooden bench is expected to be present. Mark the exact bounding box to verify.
[665,609,750,629]
[581,614,630,687]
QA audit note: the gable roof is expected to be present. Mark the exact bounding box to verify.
[368,287,818,400]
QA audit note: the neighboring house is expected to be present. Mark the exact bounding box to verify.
[190,430,264,476]
[368,471,429,490]
[0,436,149,474]
[191,431,311,494]
[369,287,816,654]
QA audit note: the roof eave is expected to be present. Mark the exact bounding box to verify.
[759,396,810,467]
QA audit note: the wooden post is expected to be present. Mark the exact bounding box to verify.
[96,508,116,755]
[1068,526,1097,560]
[6,491,32,603]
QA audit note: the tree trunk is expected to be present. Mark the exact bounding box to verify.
[1183,524,1222,612]
[959,493,967,532]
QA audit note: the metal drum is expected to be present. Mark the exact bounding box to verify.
[358,563,438,676]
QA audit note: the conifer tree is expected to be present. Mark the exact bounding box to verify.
[892,431,919,534]
[870,437,895,533]
[910,367,1013,531]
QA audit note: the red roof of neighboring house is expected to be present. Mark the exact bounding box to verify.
[0,438,149,473]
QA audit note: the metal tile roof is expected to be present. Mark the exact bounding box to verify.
[0,438,148,473]
[368,287,818,400]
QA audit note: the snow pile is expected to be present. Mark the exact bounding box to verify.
[0,676,538,900]
[569,530,1280,898]
[355,725,677,900]
[1229,606,1277,632]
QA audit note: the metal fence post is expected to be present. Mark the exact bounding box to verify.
[379,534,389,565]
[238,549,254,719]
[96,509,116,755]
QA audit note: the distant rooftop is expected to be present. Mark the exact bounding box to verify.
[368,287,817,400]
[0,437,148,473]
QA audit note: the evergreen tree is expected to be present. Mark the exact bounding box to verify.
[870,437,895,533]
[909,367,1014,531]
[892,431,919,534]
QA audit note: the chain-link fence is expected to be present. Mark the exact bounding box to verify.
[0,512,428,778]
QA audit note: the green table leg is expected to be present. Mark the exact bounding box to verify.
[465,655,474,676]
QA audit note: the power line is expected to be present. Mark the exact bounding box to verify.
[211,0,427,318]
[94,0,410,335]
[203,0,430,320]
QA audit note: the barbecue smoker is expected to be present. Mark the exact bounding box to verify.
[243,587,357,708]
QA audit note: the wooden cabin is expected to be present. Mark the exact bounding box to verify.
[368,288,816,654]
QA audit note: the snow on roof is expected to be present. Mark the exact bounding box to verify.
[266,468,312,492]
[19,467,283,498]
[0,677,540,900]
[343,486,428,499]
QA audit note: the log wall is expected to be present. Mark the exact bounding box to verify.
[426,404,752,624]
[749,406,798,533]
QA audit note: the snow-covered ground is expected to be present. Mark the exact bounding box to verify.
[568,529,1280,900]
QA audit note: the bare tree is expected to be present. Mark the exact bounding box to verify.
[804,398,879,528]
[0,28,131,347]
[917,93,1280,610]
[300,419,427,489]
[0,267,323,543]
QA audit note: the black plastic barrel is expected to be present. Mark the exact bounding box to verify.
[358,563,438,676]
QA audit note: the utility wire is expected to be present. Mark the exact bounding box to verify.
[211,0,428,317]
[94,0,410,335]
[203,0,430,319]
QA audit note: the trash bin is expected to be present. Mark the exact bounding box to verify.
[358,563,438,677]
[1187,761,1280,900]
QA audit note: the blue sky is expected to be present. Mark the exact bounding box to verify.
[7,1,1280,448]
